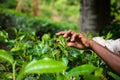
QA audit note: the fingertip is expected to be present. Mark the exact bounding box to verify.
[56,33,59,35]
[69,29,73,32]
[71,38,74,42]
[56,32,63,36]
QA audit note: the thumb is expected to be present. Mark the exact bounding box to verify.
[67,42,86,49]
[67,42,76,47]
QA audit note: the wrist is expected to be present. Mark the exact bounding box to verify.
[88,40,95,49]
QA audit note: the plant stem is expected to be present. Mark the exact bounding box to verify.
[13,61,16,80]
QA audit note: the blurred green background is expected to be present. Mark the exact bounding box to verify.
[0,0,120,39]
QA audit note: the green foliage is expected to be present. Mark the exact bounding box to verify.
[111,0,120,21]
[0,29,119,80]
[100,22,120,39]
[0,30,8,42]
[0,8,78,39]
[0,0,17,9]
[54,0,80,20]
[100,0,120,39]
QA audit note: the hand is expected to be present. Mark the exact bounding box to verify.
[56,30,91,50]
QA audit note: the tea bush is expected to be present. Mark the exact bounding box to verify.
[0,30,120,80]
[0,8,78,39]
[100,21,120,39]
[0,0,17,9]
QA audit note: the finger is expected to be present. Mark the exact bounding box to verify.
[63,30,73,38]
[67,42,76,47]
[67,42,85,49]
[78,34,89,48]
[56,31,66,36]
[71,33,77,41]
[78,33,84,38]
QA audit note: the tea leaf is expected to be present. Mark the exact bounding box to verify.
[0,49,14,64]
[24,58,67,74]
[95,68,103,77]
[67,64,96,76]
[0,30,8,42]
[83,74,100,80]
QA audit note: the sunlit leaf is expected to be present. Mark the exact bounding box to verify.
[95,68,103,77]
[24,58,67,74]
[0,49,14,64]
[16,35,25,41]
[62,57,68,66]
[67,64,96,76]
[16,63,26,80]
[11,47,20,52]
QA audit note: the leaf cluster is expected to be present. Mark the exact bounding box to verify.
[0,30,119,80]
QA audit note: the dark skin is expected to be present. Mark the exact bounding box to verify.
[56,30,120,75]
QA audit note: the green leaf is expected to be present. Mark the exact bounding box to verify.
[16,35,25,41]
[24,58,67,74]
[16,63,26,80]
[0,30,8,42]
[83,74,100,80]
[108,72,120,80]
[67,64,96,76]
[62,57,68,66]
[0,49,14,64]
[42,34,50,41]
[58,36,66,47]
[42,44,49,54]
[11,47,20,52]
[105,32,113,39]
[95,68,103,77]
[56,73,69,80]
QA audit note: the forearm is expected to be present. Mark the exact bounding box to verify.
[89,40,120,75]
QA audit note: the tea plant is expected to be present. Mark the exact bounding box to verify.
[0,29,120,80]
